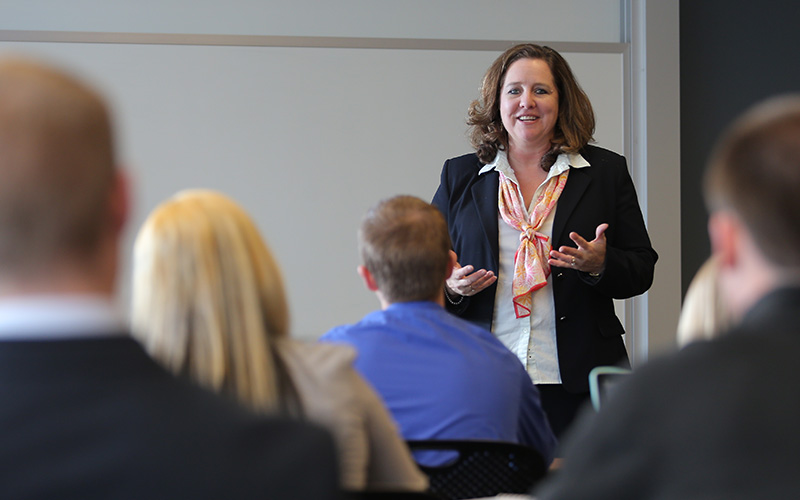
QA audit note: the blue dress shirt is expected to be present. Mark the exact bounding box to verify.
[320,301,557,464]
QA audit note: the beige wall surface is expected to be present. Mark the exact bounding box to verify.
[0,0,679,364]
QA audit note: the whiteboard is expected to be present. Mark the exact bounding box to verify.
[0,41,625,339]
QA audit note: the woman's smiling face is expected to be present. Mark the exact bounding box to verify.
[499,58,559,152]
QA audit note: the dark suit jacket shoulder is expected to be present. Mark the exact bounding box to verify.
[0,336,339,500]
[535,287,800,499]
[432,147,657,392]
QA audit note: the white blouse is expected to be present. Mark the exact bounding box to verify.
[479,150,590,384]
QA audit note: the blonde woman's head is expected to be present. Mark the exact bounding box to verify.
[131,190,290,413]
[677,256,733,347]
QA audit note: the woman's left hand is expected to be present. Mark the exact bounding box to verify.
[549,223,608,274]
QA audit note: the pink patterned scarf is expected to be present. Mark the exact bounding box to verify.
[498,170,569,318]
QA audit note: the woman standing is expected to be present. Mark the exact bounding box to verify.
[433,44,657,437]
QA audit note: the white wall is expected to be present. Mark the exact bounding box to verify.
[0,0,680,361]
[627,0,681,361]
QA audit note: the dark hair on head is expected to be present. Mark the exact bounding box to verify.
[704,94,800,268]
[468,43,595,168]
[358,196,452,304]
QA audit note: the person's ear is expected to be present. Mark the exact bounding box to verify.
[357,265,379,292]
[708,210,740,269]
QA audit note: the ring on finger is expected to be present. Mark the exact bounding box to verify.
[571,257,576,267]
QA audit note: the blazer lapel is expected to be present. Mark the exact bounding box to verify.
[552,168,591,246]
[471,170,500,266]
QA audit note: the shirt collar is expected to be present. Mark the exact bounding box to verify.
[386,300,441,312]
[478,149,591,183]
[0,294,125,340]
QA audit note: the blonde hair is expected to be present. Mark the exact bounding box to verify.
[131,190,299,414]
[676,257,733,347]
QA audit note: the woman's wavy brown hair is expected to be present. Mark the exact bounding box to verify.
[468,44,596,168]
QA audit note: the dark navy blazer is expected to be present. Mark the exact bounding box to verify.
[432,145,658,392]
[0,336,339,499]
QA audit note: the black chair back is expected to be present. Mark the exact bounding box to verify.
[405,440,547,500]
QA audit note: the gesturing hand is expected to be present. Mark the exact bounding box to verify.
[548,223,608,275]
[445,254,497,297]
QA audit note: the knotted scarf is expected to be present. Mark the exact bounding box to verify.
[498,169,569,318]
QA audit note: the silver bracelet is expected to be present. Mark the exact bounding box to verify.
[444,288,464,305]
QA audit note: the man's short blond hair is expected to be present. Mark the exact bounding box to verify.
[358,196,452,304]
[0,58,115,274]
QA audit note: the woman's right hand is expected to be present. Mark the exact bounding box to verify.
[445,259,497,297]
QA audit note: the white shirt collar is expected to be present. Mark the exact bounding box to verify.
[0,294,125,340]
[479,149,591,183]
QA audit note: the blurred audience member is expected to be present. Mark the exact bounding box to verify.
[0,57,338,499]
[132,189,427,492]
[535,94,800,499]
[677,256,733,347]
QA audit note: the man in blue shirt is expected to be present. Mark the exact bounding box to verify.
[321,195,557,465]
